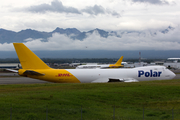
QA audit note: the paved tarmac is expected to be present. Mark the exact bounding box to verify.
[0,73,180,85]
[0,73,19,77]
[0,77,50,84]
[173,74,180,79]
[0,73,49,84]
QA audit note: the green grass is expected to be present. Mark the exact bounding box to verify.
[1,80,180,119]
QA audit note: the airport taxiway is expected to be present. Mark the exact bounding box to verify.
[0,73,49,84]
[0,77,49,84]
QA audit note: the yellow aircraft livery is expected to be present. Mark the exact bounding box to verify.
[12,43,176,83]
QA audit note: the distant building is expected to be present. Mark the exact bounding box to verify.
[69,63,81,67]
[154,61,164,65]
[164,61,180,69]
[0,63,21,69]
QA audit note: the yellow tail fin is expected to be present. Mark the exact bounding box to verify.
[115,56,123,65]
[13,43,51,69]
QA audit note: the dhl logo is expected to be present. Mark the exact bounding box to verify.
[56,73,73,77]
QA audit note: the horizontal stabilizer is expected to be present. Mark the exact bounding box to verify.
[23,70,45,76]
[6,69,18,73]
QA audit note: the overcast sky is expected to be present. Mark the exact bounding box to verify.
[0,0,180,51]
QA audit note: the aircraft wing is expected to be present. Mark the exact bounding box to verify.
[92,78,139,83]
[120,78,139,82]
[91,78,109,83]
[109,78,139,82]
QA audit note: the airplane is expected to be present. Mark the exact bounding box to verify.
[168,58,180,60]
[76,56,125,69]
[9,43,176,83]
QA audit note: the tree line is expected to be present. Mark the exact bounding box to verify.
[0,58,166,64]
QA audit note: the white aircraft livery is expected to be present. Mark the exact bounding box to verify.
[11,43,176,83]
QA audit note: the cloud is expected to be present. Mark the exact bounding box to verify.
[24,0,81,14]
[82,5,105,15]
[131,0,169,5]
[82,5,120,17]
[1,26,180,51]
[21,0,120,17]
[0,43,14,51]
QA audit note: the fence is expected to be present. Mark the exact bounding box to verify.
[0,106,180,120]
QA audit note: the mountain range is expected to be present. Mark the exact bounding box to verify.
[0,26,174,43]
[0,26,179,59]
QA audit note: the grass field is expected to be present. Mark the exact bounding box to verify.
[0,80,180,120]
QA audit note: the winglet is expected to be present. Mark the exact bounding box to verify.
[13,43,51,69]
